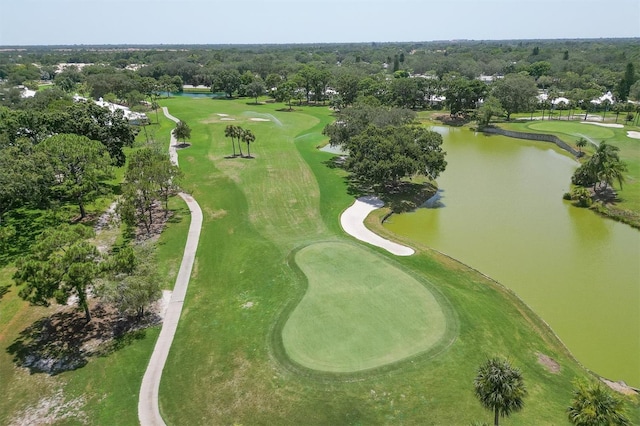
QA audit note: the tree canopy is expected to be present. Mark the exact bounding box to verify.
[473,357,527,426]
[14,224,100,322]
[37,134,113,219]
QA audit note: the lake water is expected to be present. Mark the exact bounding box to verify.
[384,126,640,387]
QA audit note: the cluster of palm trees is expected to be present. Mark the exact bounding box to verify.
[224,124,256,158]
[571,140,627,195]
[473,357,630,426]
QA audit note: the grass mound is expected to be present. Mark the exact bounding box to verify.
[281,241,453,373]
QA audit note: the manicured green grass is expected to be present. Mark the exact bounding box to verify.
[281,241,452,373]
[156,97,639,424]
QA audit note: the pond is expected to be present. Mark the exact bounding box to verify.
[384,126,640,387]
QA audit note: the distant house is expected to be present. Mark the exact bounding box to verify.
[590,91,615,105]
[73,95,148,125]
[20,86,36,98]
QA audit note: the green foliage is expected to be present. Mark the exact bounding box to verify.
[477,96,505,127]
[570,186,593,207]
[567,381,631,425]
[99,244,162,318]
[473,357,527,426]
[13,223,100,321]
[491,73,538,120]
[443,76,487,115]
[119,147,181,234]
[172,120,191,144]
[37,134,113,218]
[344,124,446,187]
[572,141,627,193]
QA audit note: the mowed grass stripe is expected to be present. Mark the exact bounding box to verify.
[282,241,449,373]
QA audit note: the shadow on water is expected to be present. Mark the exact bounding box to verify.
[419,189,446,209]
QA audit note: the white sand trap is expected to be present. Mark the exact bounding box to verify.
[340,196,414,256]
[250,118,270,122]
[220,117,235,121]
[216,113,229,116]
[627,131,640,139]
[580,121,624,128]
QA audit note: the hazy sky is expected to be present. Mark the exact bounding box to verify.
[2,0,639,45]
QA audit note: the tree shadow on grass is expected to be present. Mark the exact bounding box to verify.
[6,304,155,375]
[0,284,10,302]
[0,208,66,268]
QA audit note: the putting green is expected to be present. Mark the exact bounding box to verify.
[527,121,616,140]
[281,241,451,373]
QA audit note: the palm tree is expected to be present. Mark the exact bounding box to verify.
[567,381,630,426]
[241,128,256,158]
[234,125,244,157]
[590,141,627,193]
[576,137,588,155]
[473,357,527,426]
[224,124,237,157]
[598,160,627,192]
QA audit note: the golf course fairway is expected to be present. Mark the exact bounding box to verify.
[282,241,452,373]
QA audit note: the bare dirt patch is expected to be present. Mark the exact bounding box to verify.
[601,377,639,396]
[8,389,87,426]
[204,207,228,220]
[536,352,561,374]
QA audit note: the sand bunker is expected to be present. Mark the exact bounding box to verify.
[340,196,414,256]
[626,131,640,139]
[580,121,624,128]
[220,117,235,121]
[216,113,229,117]
[250,118,270,122]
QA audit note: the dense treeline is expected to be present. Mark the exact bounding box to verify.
[2,40,639,105]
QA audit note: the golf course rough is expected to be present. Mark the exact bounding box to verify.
[281,241,452,373]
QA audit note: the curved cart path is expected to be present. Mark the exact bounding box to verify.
[138,108,203,426]
[340,196,415,256]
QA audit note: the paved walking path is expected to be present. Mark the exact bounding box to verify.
[138,108,203,426]
[340,196,415,256]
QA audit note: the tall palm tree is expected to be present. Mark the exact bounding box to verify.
[576,137,587,155]
[473,357,527,426]
[590,141,627,192]
[234,125,244,157]
[567,381,630,426]
[242,129,256,158]
[224,124,237,157]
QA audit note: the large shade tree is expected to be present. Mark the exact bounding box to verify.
[344,124,446,188]
[491,73,539,120]
[473,357,528,426]
[14,224,100,322]
[172,120,191,145]
[37,134,113,219]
